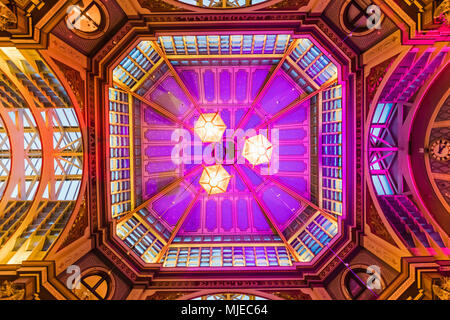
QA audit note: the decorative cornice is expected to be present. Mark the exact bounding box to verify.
[138,0,186,12]
[149,279,307,290]
[0,2,17,32]
[267,290,312,300]
[0,281,24,300]
[0,261,78,300]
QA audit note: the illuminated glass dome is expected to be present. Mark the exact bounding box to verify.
[109,33,343,268]
[176,0,269,9]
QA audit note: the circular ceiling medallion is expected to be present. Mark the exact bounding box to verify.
[66,0,110,40]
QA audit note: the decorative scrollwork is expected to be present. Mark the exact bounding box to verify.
[0,1,17,31]
[0,281,25,300]
[435,0,450,26]
[433,277,450,300]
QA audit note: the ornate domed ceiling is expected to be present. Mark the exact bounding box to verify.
[0,0,448,302]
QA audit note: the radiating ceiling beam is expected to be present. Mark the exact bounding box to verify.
[113,81,194,132]
[264,173,339,222]
[285,56,320,91]
[150,41,204,116]
[233,164,301,262]
[235,39,300,132]
[255,80,337,130]
[116,165,203,225]
[130,59,165,93]
[155,190,201,263]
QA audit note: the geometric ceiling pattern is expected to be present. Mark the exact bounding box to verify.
[0,0,449,302]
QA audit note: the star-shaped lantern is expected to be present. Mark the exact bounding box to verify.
[242,134,273,166]
[199,164,231,195]
[194,112,227,143]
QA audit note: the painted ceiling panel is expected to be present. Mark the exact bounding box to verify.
[147,75,193,118]
[258,72,302,115]
[143,105,178,126]
[260,185,302,228]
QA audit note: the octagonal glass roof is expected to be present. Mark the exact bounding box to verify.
[109,33,343,268]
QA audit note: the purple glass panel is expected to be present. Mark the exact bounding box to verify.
[235,69,248,102]
[178,69,200,99]
[145,129,175,141]
[145,176,177,198]
[182,201,202,232]
[145,146,174,157]
[277,176,308,196]
[234,109,246,126]
[261,186,300,226]
[234,173,247,191]
[237,199,249,231]
[144,107,174,125]
[274,102,308,125]
[220,109,231,128]
[259,74,300,115]
[153,188,195,226]
[279,144,307,156]
[221,199,233,231]
[219,70,231,102]
[278,128,307,141]
[204,70,215,102]
[251,200,271,231]
[145,161,177,175]
[240,165,263,187]
[242,113,262,131]
[184,162,200,172]
[279,160,307,173]
[251,69,269,100]
[150,76,191,117]
[205,200,217,232]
